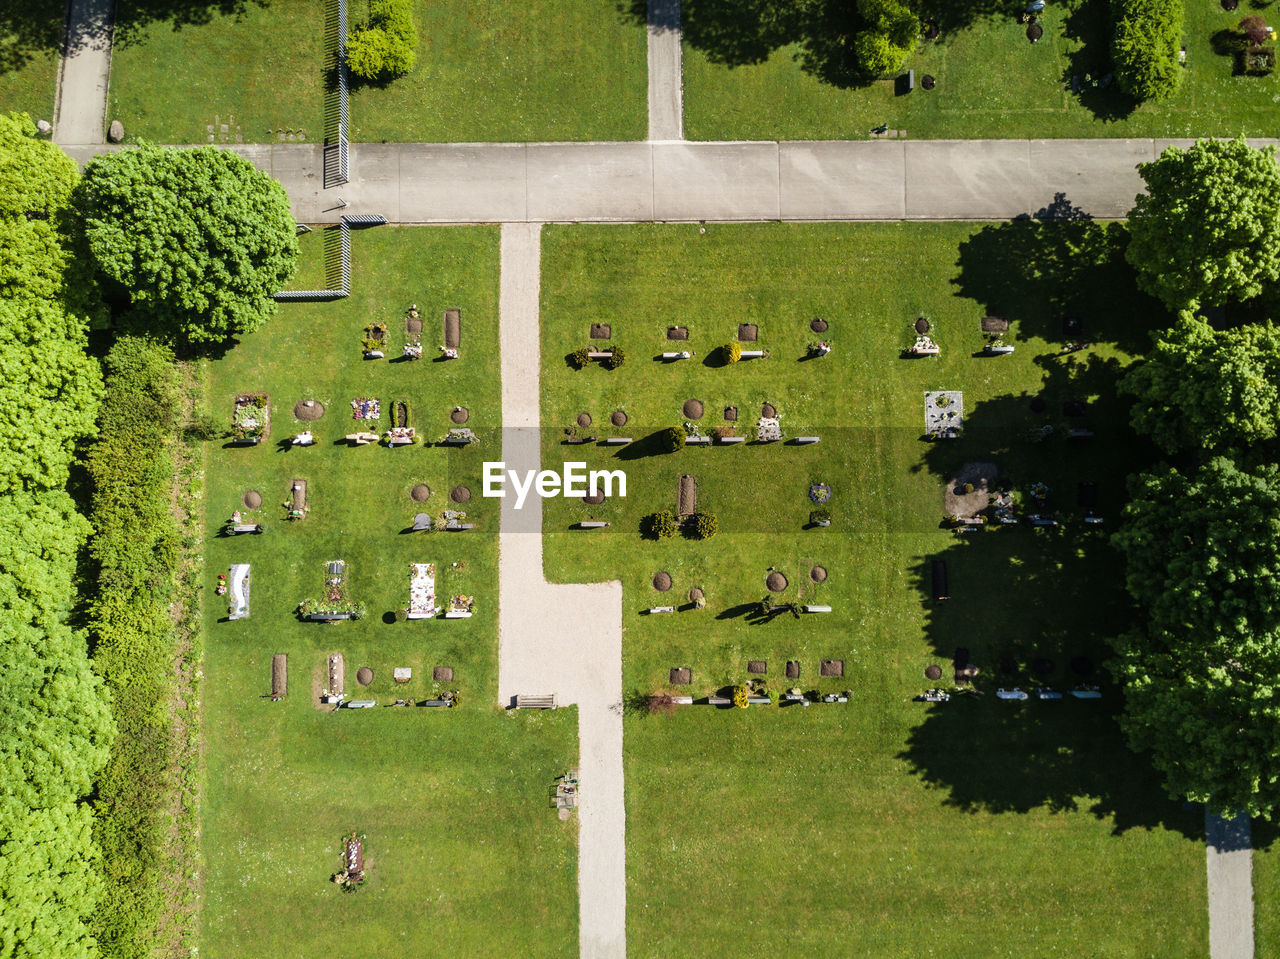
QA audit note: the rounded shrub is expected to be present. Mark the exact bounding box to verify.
[643,510,678,540]
[724,342,742,364]
[569,346,591,370]
[603,345,625,369]
[660,425,687,452]
[691,511,718,540]
[732,684,750,709]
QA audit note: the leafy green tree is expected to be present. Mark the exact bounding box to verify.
[1127,137,1280,311]
[0,299,102,494]
[0,803,104,959]
[0,113,78,220]
[347,0,418,80]
[1111,0,1182,101]
[1112,458,1280,816]
[1121,313,1280,452]
[77,145,298,343]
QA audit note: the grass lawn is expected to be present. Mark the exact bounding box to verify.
[199,226,579,957]
[1254,822,1280,955]
[348,0,646,142]
[0,2,62,122]
[684,0,1280,140]
[108,0,325,144]
[539,222,1208,954]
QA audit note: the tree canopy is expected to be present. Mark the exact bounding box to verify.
[1121,313,1280,453]
[1127,137,1280,311]
[1112,458,1280,817]
[77,145,298,343]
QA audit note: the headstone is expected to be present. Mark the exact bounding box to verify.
[108,120,124,143]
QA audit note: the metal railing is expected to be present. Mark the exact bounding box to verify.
[273,215,386,301]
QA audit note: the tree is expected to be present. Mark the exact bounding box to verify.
[0,113,78,220]
[1127,137,1280,311]
[1112,458,1280,816]
[1111,0,1182,101]
[0,299,103,494]
[346,0,418,80]
[1121,313,1280,452]
[0,803,104,959]
[603,345,625,369]
[77,145,298,343]
[691,511,719,539]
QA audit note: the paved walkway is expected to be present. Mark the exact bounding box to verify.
[497,223,626,959]
[647,0,682,141]
[60,138,1280,225]
[53,0,114,144]
[1207,810,1255,959]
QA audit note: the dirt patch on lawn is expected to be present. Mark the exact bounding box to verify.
[411,484,431,503]
[924,664,942,680]
[356,666,373,686]
[450,486,471,503]
[611,410,627,427]
[583,489,606,504]
[682,399,704,419]
[294,400,325,421]
[810,318,828,333]
[577,412,592,427]
[748,660,766,674]
[243,490,262,509]
[450,407,469,424]
[590,323,611,339]
[669,667,691,685]
[667,326,689,340]
[434,666,454,682]
[761,403,776,418]
[678,474,697,517]
[810,565,827,583]
[944,461,998,518]
[443,309,461,350]
[766,571,788,592]
[724,406,737,421]
[738,323,758,341]
[406,314,423,336]
[652,572,672,591]
[820,659,844,677]
[786,661,800,679]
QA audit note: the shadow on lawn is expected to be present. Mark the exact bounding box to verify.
[618,0,1023,88]
[952,204,1168,354]
[110,0,271,49]
[899,350,1195,838]
[1059,0,1139,122]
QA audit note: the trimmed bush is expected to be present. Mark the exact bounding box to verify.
[1111,0,1183,101]
[347,0,418,80]
[724,342,742,364]
[660,425,686,452]
[603,345,625,369]
[691,511,719,540]
[569,346,591,369]
[643,510,678,540]
[732,684,750,708]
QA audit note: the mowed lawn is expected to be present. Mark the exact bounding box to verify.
[109,0,326,144]
[539,223,1208,955]
[682,0,1280,140]
[349,0,646,142]
[0,2,61,123]
[199,226,579,957]
[108,0,645,143]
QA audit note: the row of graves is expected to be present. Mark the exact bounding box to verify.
[580,317,832,365]
[915,649,1103,703]
[223,558,477,624]
[903,314,1089,360]
[229,393,479,449]
[268,652,461,710]
[938,466,1106,532]
[655,662,851,709]
[221,479,477,531]
[565,402,820,454]
[360,305,462,361]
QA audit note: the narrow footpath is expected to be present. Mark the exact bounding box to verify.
[496,223,626,959]
[647,0,682,141]
[1208,810,1255,959]
[53,0,113,144]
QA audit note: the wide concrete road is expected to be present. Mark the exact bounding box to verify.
[154,137,1280,225]
[497,223,626,959]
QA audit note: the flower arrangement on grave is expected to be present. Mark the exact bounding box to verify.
[403,339,423,359]
[1029,481,1049,502]
[807,340,831,357]
[809,483,832,504]
[331,831,367,892]
[448,594,474,614]
[732,684,750,709]
[232,393,269,438]
[362,322,388,353]
[351,397,381,420]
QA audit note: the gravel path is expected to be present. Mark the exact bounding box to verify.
[1207,809,1254,959]
[54,0,113,144]
[647,0,682,141]
[497,223,626,959]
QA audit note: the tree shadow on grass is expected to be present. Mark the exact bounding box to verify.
[1060,0,1139,122]
[109,0,270,49]
[952,207,1169,354]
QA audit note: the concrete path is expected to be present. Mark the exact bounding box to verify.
[54,0,114,145]
[497,223,626,959]
[65,137,1280,226]
[1207,810,1254,959]
[647,0,682,141]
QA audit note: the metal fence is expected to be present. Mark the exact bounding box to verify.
[323,0,349,188]
[273,215,387,301]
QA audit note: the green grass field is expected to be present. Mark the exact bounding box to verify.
[683,0,1280,140]
[0,3,62,123]
[107,0,645,144]
[538,222,1209,954]
[348,0,646,142]
[199,226,580,957]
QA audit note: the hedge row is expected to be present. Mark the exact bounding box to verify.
[0,113,113,958]
[1111,0,1183,101]
[87,335,183,959]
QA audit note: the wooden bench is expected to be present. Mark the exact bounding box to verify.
[515,694,557,709]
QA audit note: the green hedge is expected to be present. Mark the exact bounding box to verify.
[87,335,182,959]
[1111,0,1183,101]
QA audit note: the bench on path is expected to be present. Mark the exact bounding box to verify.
[515,694,557,709]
